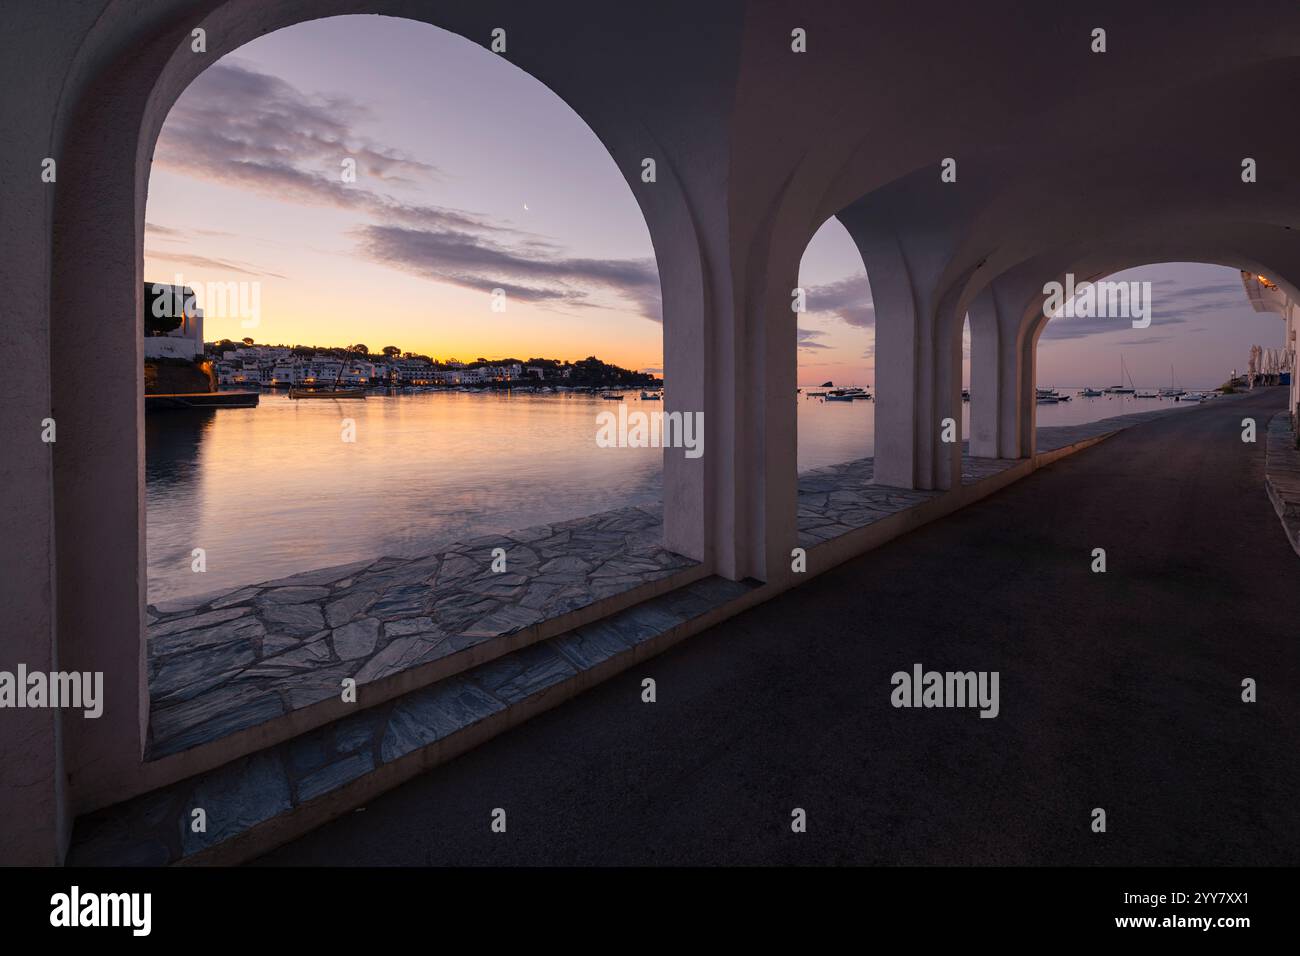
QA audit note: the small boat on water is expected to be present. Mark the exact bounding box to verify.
[1036,394,1060,404]
[1078,387,1103,397]
[1135,389,1159,398]
[1103,355,1137,394]
[826,387,871,401]
[601,393,625,401]
[1159,364,1186,397]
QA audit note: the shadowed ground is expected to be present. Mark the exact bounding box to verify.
[259,388,1297,865]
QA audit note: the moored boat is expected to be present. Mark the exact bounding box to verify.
[1104,355,1137,393]
[826,387,870,401]
[1160,364,1186,397]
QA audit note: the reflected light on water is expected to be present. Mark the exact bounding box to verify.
[148,388,1199,601]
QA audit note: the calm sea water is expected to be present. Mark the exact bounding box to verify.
[146,388,1197,601]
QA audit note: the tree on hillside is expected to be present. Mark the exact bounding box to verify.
[382,345,401,357]
[242,337,254,346]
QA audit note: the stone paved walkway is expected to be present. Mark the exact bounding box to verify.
[75,574,756,866]
[145,505,697,758]
[797,458,941,545]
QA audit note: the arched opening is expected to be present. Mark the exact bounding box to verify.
[1029,262,1291,452]
[136,14,686,769]
[795,216,875,470]
[49,6,719,816]
[143,15,665,603]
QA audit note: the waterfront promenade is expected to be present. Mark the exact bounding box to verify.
[259,389,1298,865]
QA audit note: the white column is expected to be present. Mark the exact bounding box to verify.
[967,290,1002,458]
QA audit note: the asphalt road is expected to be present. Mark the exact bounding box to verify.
[259,388,1298,865]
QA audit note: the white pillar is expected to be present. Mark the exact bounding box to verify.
[837,211,953,490]
[967,290,1002,458]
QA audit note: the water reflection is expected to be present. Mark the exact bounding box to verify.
[146,392,663,603]
[147,388,1198,603]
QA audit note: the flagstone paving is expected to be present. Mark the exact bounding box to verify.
[74,574,757,866]
[145,504,697,758]
[797,458,942,546]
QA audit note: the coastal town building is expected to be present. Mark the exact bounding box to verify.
[1241,271,1299,418]
[208,346,593,388]
[142,283,204,360]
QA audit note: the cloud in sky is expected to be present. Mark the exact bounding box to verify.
[797,328,832,350]
[1041,277,1245,341]
[356,224,661,320]
[157,61,438,185]
[803,274,875,328]
[153,61,660,320]
[144,244,287,279]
